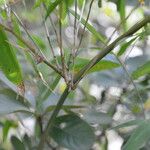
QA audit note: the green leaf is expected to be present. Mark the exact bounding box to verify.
[111,119,145,130]
[23,134,32,149]
[11,15,21,37]
[45,0,62,20]
[3,120,18,142]
[33,0,43,8]
[98,0,102,8]
[32,34,46,50]
[74,57,120,73]
[83,109,112,125]
[117,37,137,56]
[11,136,26,150]
[117,0,126,31]
[33,0,50,8]
[45,105,85,113]
[38,75,61,102]
[70,9,106,44]
[60,0,74,21]
[122,120,150,150]
[0,27,23,85]
[0,89,30,115]
[0,0,5,6]
[132,61,150,79]
[78,0,84,6]
[51,114,95,150]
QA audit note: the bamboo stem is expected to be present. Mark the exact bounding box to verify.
[37,16,150,150]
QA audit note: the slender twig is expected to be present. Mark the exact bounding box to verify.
[68,0,78,88]
[73,16,150,86]
[106,4,139,46]
[114,55,146,118]
[43,20,61,69]
[37,16,150,150]
[0,23,64,78]
[43,3,60,46]
[11,10,47,60]
[124,39,138,62]
[73,0,77,47]
[76,0,86,37]
[37,87,70,150]
[75,0,94,55]
[67,0,94,68]
[59,4,68,84]
[68,0,94,89]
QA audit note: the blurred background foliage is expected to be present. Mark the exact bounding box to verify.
[0,0,150,150]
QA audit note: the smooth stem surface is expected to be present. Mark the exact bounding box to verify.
[73,16,150,85]
[37,16,150,149]
[37,87,70,150]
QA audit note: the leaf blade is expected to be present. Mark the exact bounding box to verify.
[122,120,150,150]
[50,114,95,150]
[131,61,150,79]
[70,9,106,44]
[0,27,23,86]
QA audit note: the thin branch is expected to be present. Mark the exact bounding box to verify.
[75,0,94,54]
[11,10,47,60]
[114,55,146,118]
[59,4,68,84]
[76,0,86,37]
[68,0,94,89]
[67,0,94,68]
[37,87,70,150]
[37,16,150,150]
[43,20,61,70]
[68,0,78,88]
[43,3,60,46]
[73,16,150,86]
[73,0,77,47]
[0,23,64,78]
[106,4,139,46]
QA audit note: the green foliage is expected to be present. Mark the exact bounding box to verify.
[51,114,95,150]
[2,120,18,142]
[0,89,30,115]
[0,28,23,85]
[132,61,150,79]
[70,9,106,44]
[117,0,126,31]
[122,120,150,150]
[74,57,120,73]
[11,136,26,150]
[0,0,150,149]
[117,37,137,56]
[45,0,62,20]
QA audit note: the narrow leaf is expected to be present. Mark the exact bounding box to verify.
[0,89,30,115]
[83,109,112,125]
[132,61,150,79]
[117,0,126,31]
[70,9,106,44]
[74,57,120,73]
[111,119,144,130]
[0,27,23,86]
[122,120,150,150]
[117,37,137,56]
[45,0,62,20]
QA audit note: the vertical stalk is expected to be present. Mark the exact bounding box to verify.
[37,87,70,150]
